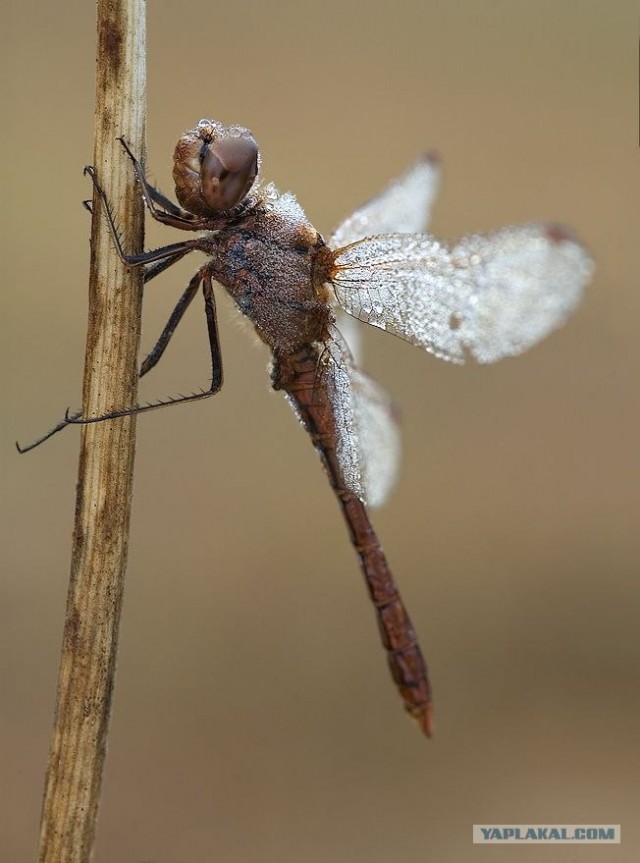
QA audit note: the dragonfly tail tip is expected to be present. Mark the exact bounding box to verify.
[412,703,434,739]
[423,705,435,739]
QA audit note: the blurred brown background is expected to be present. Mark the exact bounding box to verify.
[3,1,639,860]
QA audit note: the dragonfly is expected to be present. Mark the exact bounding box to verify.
[19,120,593,736]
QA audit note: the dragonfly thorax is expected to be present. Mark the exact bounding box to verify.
[207,192,334,354]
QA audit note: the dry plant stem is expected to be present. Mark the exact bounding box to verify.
[37,1,146,861]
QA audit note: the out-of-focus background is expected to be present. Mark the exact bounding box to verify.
[3,1,639,860]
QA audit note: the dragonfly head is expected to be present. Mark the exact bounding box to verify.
[173,119,260,216]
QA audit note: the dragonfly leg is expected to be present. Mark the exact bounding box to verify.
[15,412,83,454]
[139,269,202,378]
[142,249,193,284]
[201,270,224,393]
[84,164,202,267]
[117,136,203,230]
[18,265,223,452]
[83,188,193,279]
[64,265,223,424]
[137,267,223,384]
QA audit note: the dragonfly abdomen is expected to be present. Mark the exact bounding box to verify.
[275,345,434,736]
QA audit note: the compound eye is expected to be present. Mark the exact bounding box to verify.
[200,134,259,211]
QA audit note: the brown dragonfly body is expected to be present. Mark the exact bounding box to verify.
[173,127,433,731]
[20,119,593,737]
[273,343,433,735]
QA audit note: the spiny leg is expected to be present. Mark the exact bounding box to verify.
[145,183,188,217]
[142,248,194,284]
[201,271,223,392]
[134,266,224,382]
[17,165,213,453]
[84,165,202,267]
[17,267,221,452]
[83,194,193,280]
[133,267,222,395]
[15,412,83,454]
[117,137,203,230]
[64,265,223,425]
[86,153,190,223]
[84,181,199,375]
[139,273,201,377]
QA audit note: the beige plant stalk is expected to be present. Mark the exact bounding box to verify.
[37,1,146,860]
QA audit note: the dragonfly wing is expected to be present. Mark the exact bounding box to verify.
[326,159,440,494]
[330,154,440,389]
[333,311,363,366]
[351,368,401,508]
[317,335,365,502]
[329,154,440,249]
[331,224,593,364]
[299,329,400,507]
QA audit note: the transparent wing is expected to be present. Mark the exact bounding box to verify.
[351,368,401,508]
[333,311,364,367]
[331,224,593,364]
[329,154,440,250]
[310,330,401,508]
[330,155,439,367]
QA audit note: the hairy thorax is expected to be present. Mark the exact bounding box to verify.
[205,191,336,355]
